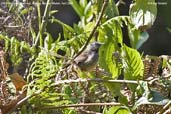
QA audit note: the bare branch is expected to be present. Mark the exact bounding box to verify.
[52,78,138,87]
[34,102,122,110]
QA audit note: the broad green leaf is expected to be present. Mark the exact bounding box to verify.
[99,17,124,78]
[123,45,144,80]
[100,17,123,44]
[105,0,119,18]
[129,0,157,30]
[122,45,144,91]
[99,42,120,78]
[99,39,118,78]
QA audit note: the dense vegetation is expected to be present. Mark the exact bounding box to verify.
[0,0,171,114]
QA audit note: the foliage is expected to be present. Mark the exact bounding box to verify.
[1,0,171,114]
[103,106,132,114]
[129,0,157,30]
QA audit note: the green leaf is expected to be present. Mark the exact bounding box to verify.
[107,106,132,114]
[103,77,121,94]
[44,32,53,50]
[99,42,120,78]
[136,81,151,99]
[129,0,157,30]
[100,17,123,44]
[136,31,149,49]
[84,1,92,17]
[99,17,124,78]
[49,10,58,15]
[122,45,144,91]
[20,7,31,15]
[103,106,108,114]
[51,18,75,40]
[123,45,144,80]
[128,24,149,49]
[69,0,84,17]
[84,21,95,33]
[79,0,87,8]
[105,0,119,18]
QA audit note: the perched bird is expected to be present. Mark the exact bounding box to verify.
[74,42,102,71]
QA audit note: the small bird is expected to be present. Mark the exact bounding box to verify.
[74,42,102,71]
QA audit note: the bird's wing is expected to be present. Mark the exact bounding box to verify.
[74,52,88,64]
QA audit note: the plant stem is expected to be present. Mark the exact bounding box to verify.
[34,102,122,110]
[74,0,109,59]
[52,78,138,87]
[34,0,52,47]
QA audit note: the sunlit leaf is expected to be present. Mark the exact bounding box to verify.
[44,32,53,50]
[105,0,119,18]
[51,18,75,40]
[99,17,123,78]
[69,0,84,17]
[108,106,132,114]
[49,10,58,15]
[129,0,157,30]
[123,45,144,80]
[79,0,87,8]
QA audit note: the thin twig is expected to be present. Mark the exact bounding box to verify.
[34,102,122,110]
[4,25,23,28]
[74,0,109,59]
[51,78,138,87]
